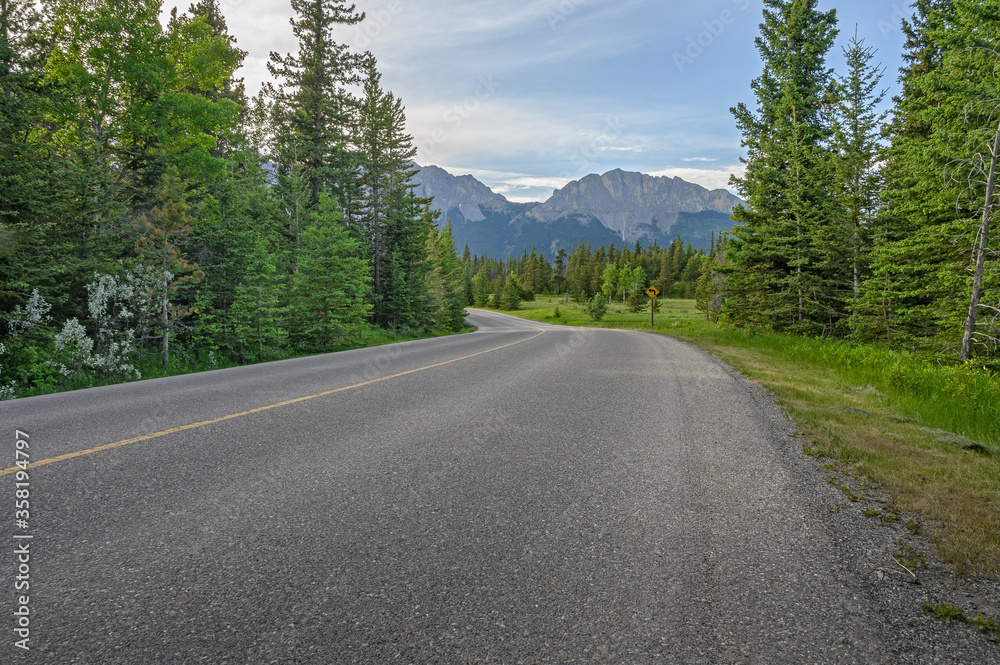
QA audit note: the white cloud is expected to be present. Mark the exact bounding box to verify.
[648,165,746,192]
[434,166,531,181]
[435,167,571,193]
[155,0,900,211]
[500,175,575,191]
[430,166,566,202]
[408,96,634,169]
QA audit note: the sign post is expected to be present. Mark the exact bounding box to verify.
[645,286,660,327]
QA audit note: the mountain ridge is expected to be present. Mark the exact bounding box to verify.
[411,165,740,258]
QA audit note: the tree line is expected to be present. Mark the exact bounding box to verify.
[706,0,1000,366]
[0,0,468,398]
[466,236,719,312]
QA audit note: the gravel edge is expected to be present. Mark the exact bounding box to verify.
[678,337,1000,661]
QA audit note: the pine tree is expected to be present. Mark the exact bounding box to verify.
[552,247,567,295]
[460,245,474,305]
[696,236,728,322]
[499,273,521,311]
[133,170,204,367]
[829,31,887,330]
[947,1,1000,359]
[354,55,428,327]
[856,0,1000,355]
[288,192,371,351]
[724,0,839,333]
[472,264,493,307]
[427,222,466,332]
[0,0,44,226]
[566,242,592,302]
[0,0,57,313]
[265,0,363,207]
[228,227,286,361]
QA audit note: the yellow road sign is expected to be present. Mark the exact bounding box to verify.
[645,286,660,299]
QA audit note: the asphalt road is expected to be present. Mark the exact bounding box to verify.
[3,309,996,663]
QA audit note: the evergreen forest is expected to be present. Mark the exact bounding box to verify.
[0,0,469,398]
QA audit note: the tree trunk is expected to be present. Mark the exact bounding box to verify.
[961,118,1000,361]
[161,279,170,368]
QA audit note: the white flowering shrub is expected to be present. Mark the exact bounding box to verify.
[48,318,96,378]
[2,290,58,395]
[7,289,51,338]
[0,342,16,400]
[83,267,160,378]
[87,267,160,341]
[89,330,140,379]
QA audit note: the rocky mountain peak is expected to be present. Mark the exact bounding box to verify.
[410,165,739,257]
[411,165,523,223]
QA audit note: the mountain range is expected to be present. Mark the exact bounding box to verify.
[411,165,741,258]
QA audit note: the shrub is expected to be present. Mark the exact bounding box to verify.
[585,294,608,321]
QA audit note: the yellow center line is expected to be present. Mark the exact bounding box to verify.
[1,328,546,476]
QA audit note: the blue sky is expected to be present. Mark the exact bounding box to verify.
[200,0,913,201]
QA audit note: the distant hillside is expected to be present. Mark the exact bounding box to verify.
[411,165,740,258]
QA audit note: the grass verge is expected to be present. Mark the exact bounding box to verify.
[504,296,1000,577]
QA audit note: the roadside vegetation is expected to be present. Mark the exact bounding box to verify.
[3,323,465,400]
[0,0,472,401]
[505,296,1000,578]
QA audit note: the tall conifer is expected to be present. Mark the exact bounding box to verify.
[724,0,839,333]
[265,0,363,207]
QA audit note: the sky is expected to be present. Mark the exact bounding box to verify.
[177,0,914,202]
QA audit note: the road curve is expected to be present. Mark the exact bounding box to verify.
[3,309,994,663]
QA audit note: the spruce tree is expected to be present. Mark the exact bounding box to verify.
[552,248,566,295]
[854,0,955,347]
[134,170,204,367]
[0,0,54,312]
[427,222,466,332]
[857,0,1000,356]
[354,55,428,327]
[829,32,887,330]
[265,0,363,208]
[288,193,371,351]
[724,0,839,333]
[945,1,1000,359]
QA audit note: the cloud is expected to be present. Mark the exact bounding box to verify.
[499,175,576,191]
[648,165,746,192]
[434,166,532,181]
[407,95,644,170]
[430,166,568,202]
[162,0,900,212]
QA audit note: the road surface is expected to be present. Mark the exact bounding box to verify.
[3,309,995,663]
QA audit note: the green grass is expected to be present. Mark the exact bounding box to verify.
[501,296,1000,577]
[513,294,703,330]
